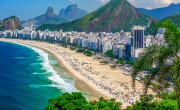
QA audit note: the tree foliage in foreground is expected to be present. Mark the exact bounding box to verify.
[132,20,180,110]
[126,94,178,110]
[45,92,122,110]
[45,92,178,110]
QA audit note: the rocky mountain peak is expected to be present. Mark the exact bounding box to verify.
[22,6,67,27]
[45,7,55,18]
[37,0,155,32]
[59,4,88,21]
[67,4,78,9]
[0,16,22,31]
[169,3,175,6]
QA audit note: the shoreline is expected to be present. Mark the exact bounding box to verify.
[47,50,103,101]
[28,42,109,100]
[0,39,104,100]
[0,38,155,108]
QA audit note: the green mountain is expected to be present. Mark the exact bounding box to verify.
[59,4,88,21]
[161,12,180,27]
[22,7,67,27]
[138,3,180,20]
[0,16,22,31]
[36,0,155,32]
[145,12,180,35]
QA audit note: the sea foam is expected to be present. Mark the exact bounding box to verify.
[15,43,79,93]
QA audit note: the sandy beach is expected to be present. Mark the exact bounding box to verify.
[0,38,155,108]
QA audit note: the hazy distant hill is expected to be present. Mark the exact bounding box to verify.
[59,4,88,21]
[0,16,22,31]
[138,3,180,19]
[22,7,67,27]
[145,12,180,35]
[161,12,180,27]
[37,0,155,32]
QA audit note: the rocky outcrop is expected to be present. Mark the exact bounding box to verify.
[22,7,67,27]
[0,16,22,31]
[89,10,110,32]
[45,7,55,18]
[59,4,88,21]
[37,0,155,32]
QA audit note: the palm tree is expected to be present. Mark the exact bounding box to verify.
[132,20,180,110]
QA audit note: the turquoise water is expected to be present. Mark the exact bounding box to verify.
[0,41,78,110]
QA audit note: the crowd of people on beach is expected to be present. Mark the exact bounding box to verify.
[4,39,143,105]
[35,43,143,105]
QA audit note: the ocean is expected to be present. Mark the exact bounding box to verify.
[0,41,79,110]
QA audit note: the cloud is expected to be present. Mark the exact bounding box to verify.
[72,0,180,9]
[99,0,110,4]
[97,0,180,8]
[128,0,135,3]
[145,7,152,10]
[69,0,75,4]
[154,0,180,6]
[127,0,180,9]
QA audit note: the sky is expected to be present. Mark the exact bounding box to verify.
[0,0,180,21]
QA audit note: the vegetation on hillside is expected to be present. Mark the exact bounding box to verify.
[161,12,180,27]
[22,7,67,27]
[36,0,155,32]
[145,12,180,35]
[34,15,67,26]
[144,19,158,35]
[137,3,180,20]
[0,16,22,31]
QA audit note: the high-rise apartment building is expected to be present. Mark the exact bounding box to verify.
[131,26,144,49]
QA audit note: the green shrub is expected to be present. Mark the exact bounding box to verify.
[84,50,93,56]
[105,50,114,58]
[125,60,134,65]
[110,65,116,68]
[100,61,109,64]
[46,92,122,110]
[119,57,125,61]
[76,48,85,53]
[116,60,125,65]
[127,94,178,110]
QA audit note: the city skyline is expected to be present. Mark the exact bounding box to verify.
[0,0,179,109]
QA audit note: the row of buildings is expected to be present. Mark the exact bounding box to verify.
[0,26,165,60]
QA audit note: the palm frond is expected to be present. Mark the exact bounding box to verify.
[153,20,180,55]
[132,44,160,88]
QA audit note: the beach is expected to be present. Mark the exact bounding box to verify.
[0,38,155,108]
